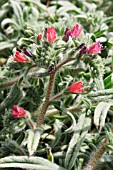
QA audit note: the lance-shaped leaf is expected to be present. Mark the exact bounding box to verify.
[65,112,91,170]
[94,102,106,129]
[0,84,23,112]
[10,0,24,28]
[104,73,113,89]
[52,119,63,148]
[94,101,113,132]
[0,41,14,51]
[64,109,76,133]
[0,156,66,170]
[27,128,43,156]
[1,18,20,30]
[2,139,26,156]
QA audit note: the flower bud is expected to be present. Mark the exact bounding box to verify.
[67,81,84,93]
[11,105,26,118]
[88,41,102,54]
[70,23,82,38]
[13,51,29,62]
[45,27,56,42]
[37,33,43,40]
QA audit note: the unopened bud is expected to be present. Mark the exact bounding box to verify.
[37,33,42,40]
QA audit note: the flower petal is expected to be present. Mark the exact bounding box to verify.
[67,81,84,93]
[13,51,29,62]
[88,41,102,54]
[70,24,82,38]
[46,27,56,42]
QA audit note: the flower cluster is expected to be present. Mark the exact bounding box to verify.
[10,24,103,96]
[11,23,103,63]
[79,41,102,55]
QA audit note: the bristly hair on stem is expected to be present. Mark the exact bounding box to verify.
[84,126,113,170]
[36,57,76,128]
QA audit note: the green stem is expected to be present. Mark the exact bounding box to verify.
[45,105,83,117]
[86,89,113,97]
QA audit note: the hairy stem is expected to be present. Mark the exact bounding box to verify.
[84,138,108,170]
[50,92,63,102]
[85,127,113,170]
[0,77,20,89]
[55,57,75,72]
[18,147,26,156]
[25,118,36,130]
[36,57,76,128]
[46,0,50,7]
[105,2,113,14]
[36,72,55,128]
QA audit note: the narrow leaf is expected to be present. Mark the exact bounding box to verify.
[27,129,42,156]
[99,101,113,132]
[0,156,66,170]
[65,112,91,170]
[94,102,106,129]
[0,41,14,51]
[64,109,76,133]
[0,84,23,112]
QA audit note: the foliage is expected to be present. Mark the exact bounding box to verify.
[0,0,113,170]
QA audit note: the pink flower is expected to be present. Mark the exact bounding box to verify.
[45,27,56,42]
[70,24,82,38]
[37,33,42,40]
[67,81,84,93]
[88,41,102,54]
[11,105,26,118]
[63,24,82,41]
[13,51,29,62]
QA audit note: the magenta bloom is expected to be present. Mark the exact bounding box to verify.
[88,41,102,54]
[45,27,56,42]
[70,24,82,38]
[11,105,26,118]
[13,51,29,62]
[67,81,84,93]
[63,24,82,41]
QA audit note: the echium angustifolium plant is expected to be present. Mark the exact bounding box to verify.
[0,9,113,170]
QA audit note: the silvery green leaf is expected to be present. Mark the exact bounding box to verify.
[0,156,66,170]
[27,129,43,156]
[65,112,91,170]
[94,102,107,129]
